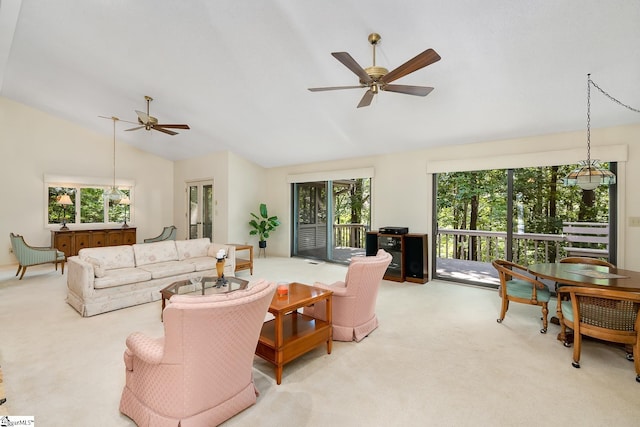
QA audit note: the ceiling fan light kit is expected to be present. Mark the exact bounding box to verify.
[308,33,441,108]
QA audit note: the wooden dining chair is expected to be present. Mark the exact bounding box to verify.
[557,285,640,383]
[491,259,551,333]
[559,257,615,268]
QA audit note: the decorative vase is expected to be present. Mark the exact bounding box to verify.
[216,259,225,281]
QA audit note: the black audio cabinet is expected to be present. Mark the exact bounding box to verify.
[366,231,428,283]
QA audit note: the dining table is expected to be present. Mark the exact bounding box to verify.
[527,262,640,292]
[527,262,640,343]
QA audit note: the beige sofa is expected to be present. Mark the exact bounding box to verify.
[66,238,236,317]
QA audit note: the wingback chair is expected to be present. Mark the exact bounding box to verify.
[9,233,66,280]
[303,249,392,342]
[143,225,177,243]
[119,279,276,426]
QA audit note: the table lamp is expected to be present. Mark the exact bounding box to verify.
[119,196,130,228]
[57,194,73,230]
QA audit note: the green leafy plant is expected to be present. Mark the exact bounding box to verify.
[249,203,281,244]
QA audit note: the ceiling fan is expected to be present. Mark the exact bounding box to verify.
[124,96,190,135]
[308,33,441,108]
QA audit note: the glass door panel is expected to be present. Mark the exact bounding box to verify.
[332,178,370,261]
[434,170,507,286]
[188,180,213,240]
[294,182,327,259]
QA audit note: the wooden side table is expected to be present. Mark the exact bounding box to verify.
[228,243,253,275]
[255,282,332,384]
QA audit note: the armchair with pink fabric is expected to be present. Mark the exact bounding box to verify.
[303,249,392,342]
[119,279,276,427]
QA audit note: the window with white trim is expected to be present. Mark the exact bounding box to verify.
[45,175,134,227]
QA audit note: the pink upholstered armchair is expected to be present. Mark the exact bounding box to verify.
[304,249,392,342]
[119,279,276,426]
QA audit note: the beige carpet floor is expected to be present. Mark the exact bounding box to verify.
[1,257,639,426]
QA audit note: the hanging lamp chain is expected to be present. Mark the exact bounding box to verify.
[112,117,117,188]
[585,74,640,169]
[589,77,640,114]
[586,74,591,165]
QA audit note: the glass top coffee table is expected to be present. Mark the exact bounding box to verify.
[160,276,249,318]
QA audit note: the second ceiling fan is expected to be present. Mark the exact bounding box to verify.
[125,96,190,135]
[308,33,441,108]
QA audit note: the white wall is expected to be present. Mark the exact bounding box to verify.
[0,96,174,266]
[264,124,640,270]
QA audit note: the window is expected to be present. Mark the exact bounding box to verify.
[45,175,134,227]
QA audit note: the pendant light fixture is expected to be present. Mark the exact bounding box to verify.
[104,116,125,202]
[563,74,639,190]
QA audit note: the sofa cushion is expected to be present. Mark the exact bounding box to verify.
[85,257,106,278]
[185,256,217,272]
[79,246,136,270]
[94,267,153,289]
[175,238,211,260]
[138,260,195,279]
[133,241,178,267]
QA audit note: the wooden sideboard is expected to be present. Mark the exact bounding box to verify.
[51,228,137,258]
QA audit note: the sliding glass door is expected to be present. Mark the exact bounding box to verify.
[293,178,371,263]
[434,164,615,286]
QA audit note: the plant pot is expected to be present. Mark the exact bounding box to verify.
[258,240,267,248]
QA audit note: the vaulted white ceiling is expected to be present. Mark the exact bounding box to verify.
[1,0,639,167]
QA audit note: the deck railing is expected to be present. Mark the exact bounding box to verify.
[437,228,566,264]
[334,224,368,249]
[327,225,604,264]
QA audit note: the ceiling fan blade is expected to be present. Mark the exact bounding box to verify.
[382,84,434,97]
[155,124,190,129]
[308,85,364,92]
[135,110,150,124]
[357,89,375,108]
[125,126,144,132]
[153,127,178,136]
[380,48,441,84]
[119,118,141,125]
[331,52,373,84]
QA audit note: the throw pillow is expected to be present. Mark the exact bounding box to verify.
[86,257,106,278]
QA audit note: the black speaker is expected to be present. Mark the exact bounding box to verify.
[403,234,428,283]
[365,231,378,256]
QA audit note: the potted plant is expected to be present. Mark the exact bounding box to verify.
[249,203,280,249]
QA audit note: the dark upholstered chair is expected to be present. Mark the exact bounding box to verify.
[492,259,551,333]
[9,233,66,279]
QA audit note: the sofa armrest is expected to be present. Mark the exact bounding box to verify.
[125,332,164,366]
[67,256,96,298]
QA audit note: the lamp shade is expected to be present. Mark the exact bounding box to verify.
[563,160,616,191]
[57,194,73,205]
[119,196,131,205]
[104,186,124,202]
